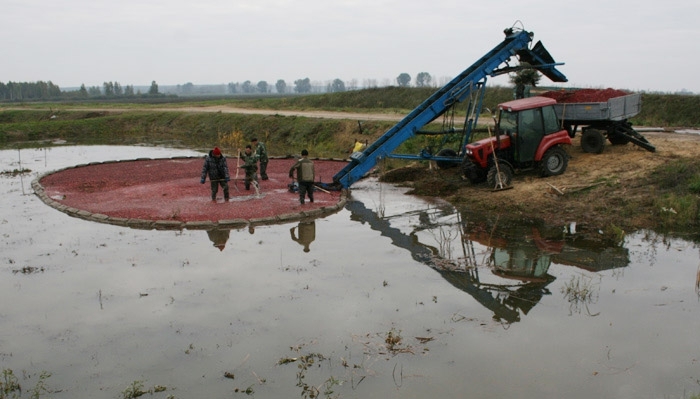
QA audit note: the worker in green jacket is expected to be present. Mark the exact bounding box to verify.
[251,138,269,180]
[238,145,259,190]
[289,149,315,204]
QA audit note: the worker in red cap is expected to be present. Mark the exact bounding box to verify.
[200,147,230,203]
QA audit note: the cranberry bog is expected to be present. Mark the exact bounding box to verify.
[2,145,700,399]
[35,156,348,228]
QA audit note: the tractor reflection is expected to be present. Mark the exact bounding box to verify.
[347,199,629,325]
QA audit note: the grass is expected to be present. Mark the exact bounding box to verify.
[120,380,168,399]
[648,159,700,228]
[0,109,397,158]
[1,369,52,399]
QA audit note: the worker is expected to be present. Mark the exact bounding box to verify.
[350,138,367,154]
[200,146,230,203]
[238,145,259,190]
[251,137,269,180]
[206,228,230,251]
[288,149,315,204]
[290,220,316,252]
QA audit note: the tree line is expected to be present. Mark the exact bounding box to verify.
[0,80,161,101]
[228,72,434,95]
[0,71,436,101]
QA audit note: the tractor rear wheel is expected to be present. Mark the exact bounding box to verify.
[581,129,605,154]
[486,161,513,189]
[540,146,569,177]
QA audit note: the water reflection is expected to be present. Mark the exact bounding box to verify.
[206,229,231,251]
[290,220,316,252]
[346,198,630,324]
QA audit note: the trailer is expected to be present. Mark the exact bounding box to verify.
[549,92,656,153]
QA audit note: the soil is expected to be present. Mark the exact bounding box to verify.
[380,131,700,239]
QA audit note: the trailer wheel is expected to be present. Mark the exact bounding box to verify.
[581,129,605,154]
[462,160,486,183]
[540,146,569,177]
[436,148,458,169]
[486,161,513,189]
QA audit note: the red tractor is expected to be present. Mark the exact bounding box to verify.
[462,96,571,188]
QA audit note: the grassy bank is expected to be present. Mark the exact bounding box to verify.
[0,109,396,157]
[1,87,697,154]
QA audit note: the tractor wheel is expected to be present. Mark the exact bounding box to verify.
[462,160,486,184]
[581,129,605,154]
[540,146,569,177]
[436,148,458,169]
[486,161,513,189]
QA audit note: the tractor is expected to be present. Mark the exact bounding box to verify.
[462,96,571,188]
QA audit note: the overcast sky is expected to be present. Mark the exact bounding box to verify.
[4,0,697,93]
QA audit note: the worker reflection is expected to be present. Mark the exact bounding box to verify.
[290,220,316,252]
[207,229,230,251]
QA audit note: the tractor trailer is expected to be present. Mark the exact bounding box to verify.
[461,90,655,188]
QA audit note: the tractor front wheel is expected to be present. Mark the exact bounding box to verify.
[486,161,513,189]
[462,160,487,184]
[436,148,458,169]
[540,146,569,177]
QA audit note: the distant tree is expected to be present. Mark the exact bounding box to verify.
[241,80,253,93]
[180,82,194,94]
[294,78,311,94]
[257,81,268,93]
[329,79,346,93]
[78,84,88,98]
[46,81,61,98]
[363,78,378,88]
[228,82,238,94]
[415,72,432,87]
[88,86,101,96]
[396,73,411,87]
[113,82,123,96]
[276,79,287,94]
[124,85,135,96]
[103,82,114,96]
[509,63,540,99]
[148,80,159,95]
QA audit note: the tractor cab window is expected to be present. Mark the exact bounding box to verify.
[542,105,560,135]
[499,110,517,136]
[518,108,543,139]
[516,108,544,163]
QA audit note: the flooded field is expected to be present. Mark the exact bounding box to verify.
[1,146,700,399]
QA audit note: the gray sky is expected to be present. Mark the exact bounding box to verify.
[4,0,697,93]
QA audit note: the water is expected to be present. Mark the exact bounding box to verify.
[1,146,699,398]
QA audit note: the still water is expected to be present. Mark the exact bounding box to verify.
[1,146,699,399]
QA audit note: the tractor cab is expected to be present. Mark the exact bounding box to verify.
[462,96,572,187]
